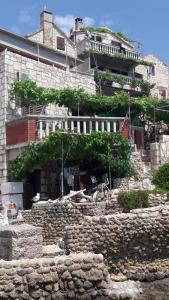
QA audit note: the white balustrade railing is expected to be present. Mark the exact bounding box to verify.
[77,39,141,60]
[25,115,125,139]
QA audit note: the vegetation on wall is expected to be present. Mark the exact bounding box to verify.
[82,26,132,43]
[118,190,149,213]
[153,163,169,191]
[89,49,154,67]
[95,69,155,96]
[8,131,132,181]
[10,79,169,123]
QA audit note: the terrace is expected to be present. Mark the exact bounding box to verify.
[6,115,128,147]
[77,39,142,60]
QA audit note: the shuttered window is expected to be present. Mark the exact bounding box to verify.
[57,36,65,51]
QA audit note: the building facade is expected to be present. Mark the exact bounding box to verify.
[0,9,169,198]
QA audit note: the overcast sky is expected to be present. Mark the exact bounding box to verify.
[0,0,169,65]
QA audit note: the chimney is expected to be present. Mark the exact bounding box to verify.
[75,18,83,31]
[40,10,54,48]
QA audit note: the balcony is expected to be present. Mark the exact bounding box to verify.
[6,115,128,146]
[95,71,151,96]
[77,39,141,61]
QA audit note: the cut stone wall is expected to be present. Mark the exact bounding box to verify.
[150,141,169,170]
[22,202,85,245]
[22,200,122,245]
[64,204,169,279]
[136,54,169,99]
[1,49,95,183]
[0,253,108,299]
[0,224,43,260]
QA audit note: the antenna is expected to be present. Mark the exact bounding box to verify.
[44,5,47,10]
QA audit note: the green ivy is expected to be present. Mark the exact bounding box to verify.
[95,70,155,95]
[10,79,169,123]
[8,131,132,181]
[81,26,132,43]
[89,49,154,67]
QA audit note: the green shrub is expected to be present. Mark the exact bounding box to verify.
[153,163,169,191]
[118,190,149,213]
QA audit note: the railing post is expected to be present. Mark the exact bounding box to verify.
[64,120,68,130]
[101,121,104,132]
[83,121,87,134]
[95,121,99,132]
[77,121,80,133]
[89,121,92,133]
[71,121,74,132]
[113,122,117,132]
[107,121,110,132]
[46,121,50,136]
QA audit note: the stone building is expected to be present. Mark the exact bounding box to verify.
[0,9,96,186]
[136,54,169,99]
[0,9,129,203]
[27,10,76,61]
[70,18,154,97]
[70,18,169,100]
[0,8,169,200]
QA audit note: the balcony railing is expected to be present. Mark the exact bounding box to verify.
[6,115,128,146]
[77,39,141,60]
[32,115,125,139]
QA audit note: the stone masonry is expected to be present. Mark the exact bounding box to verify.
[64,204,169,280]
[0,49,95,183]
[0,253,109,300]
[0,224,43,260]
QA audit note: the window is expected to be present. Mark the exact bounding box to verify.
[57,36,65,51]
[151,66,155,76]
[159,89,166,100]
[96,36,102,43]
[112,41,121,48]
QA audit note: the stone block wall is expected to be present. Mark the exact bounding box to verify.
[150,141,169,170]
[0,48,96,183]
[0,253,108,299]
[136,54,169,99]
[22,202,85,245]
[22,200,122,245]
[0,224,43,260]
[64,204,169,278]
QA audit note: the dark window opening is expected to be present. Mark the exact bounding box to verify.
[151,66,155,76]
[96,36,102,43]
[159,89,166,99]
[57,36,65,51]
[112,41,121,47]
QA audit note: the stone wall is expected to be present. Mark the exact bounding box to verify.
[136,54,169,99]
[64,204,169,279]
[0,224,43,260]
[5,50,95,121]
[22,200,123,245]
[1,48,95,183]
[0,253,108,299]
[22,202,85,245]
[150,140,169,170]
[0,51,7,183]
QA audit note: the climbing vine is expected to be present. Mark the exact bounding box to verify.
[89,49,154,67]
[10,79,169,123]
[8,131,132,181]
[95,69,155,96]
[82,26,132,43]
